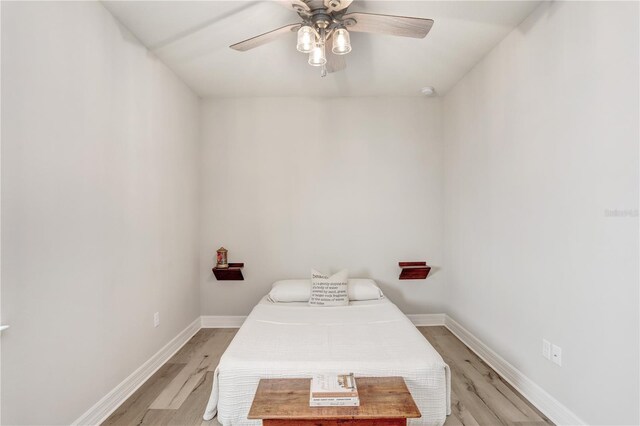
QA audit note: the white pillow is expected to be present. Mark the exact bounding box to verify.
[348,278,384,301]
[268,279,311,303]
[268,277,384,303]
[309,269,349,306]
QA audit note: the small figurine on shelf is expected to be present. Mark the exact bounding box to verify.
[216,247,228,269]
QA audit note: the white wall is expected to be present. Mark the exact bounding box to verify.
[200,97,445,315]
[443,1,639,424]
[3,1,639,424]
[1,2,201,424]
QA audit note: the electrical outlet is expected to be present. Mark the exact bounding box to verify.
[542,339,551,360]
[154,312,160,328]
[552,344,562,366]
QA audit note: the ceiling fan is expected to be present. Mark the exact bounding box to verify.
[229,0,434,77]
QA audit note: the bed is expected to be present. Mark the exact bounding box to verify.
[203,295,451,426]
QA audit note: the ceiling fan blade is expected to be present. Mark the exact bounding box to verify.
[324,0,353,13]
[230,24,301,51]
[326,49,346,73]
[275,0,311,16]
[343,12,434,38]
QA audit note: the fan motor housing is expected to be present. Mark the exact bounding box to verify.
[311,12,332,29]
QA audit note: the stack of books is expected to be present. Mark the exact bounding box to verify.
[309,373,360,407]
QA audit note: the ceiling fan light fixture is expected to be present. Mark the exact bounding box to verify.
[229,1,434,78]
[332,28,352,55]
[308,42,327,67]
[296,25,316,53]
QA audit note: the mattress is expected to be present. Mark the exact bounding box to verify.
[203,297,451,425]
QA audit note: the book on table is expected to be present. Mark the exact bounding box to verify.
[309,373,360,407]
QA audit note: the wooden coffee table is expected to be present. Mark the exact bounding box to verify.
[247,376,421,426]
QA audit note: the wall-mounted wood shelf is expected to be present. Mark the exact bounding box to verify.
[213,263,245,281]
[399,262,431,280]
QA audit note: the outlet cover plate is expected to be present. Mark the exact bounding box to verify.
[542,339,551,360]
[552,344,562,366]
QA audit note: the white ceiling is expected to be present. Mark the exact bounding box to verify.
[103,0,540,97]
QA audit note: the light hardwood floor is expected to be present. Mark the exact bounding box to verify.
[103,326,553,426]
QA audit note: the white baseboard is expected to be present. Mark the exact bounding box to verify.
[201,315,246,328]
[407,313,446,326]
[444,316,585,425]
[73,312,584,426]
[72,317,201,426]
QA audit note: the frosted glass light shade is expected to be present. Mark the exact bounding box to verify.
[308,43,326,66]
[332,28,351,55]
[296,26,316,53]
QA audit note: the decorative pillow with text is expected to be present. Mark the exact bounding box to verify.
[309,269,349,306]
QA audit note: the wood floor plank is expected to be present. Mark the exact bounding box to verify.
[420,327,551,426]
[445,335,547,422]
[102,363,185,426]
[167,370,218,423]
[444,390,480,426]
[136,408,179,425]
[103,325,554,426]
[149,329,237,410]
[509,422,554,426]
[441,336,532,422]
[449,364,506,425]
[167,329,217,365]
[426,327,548,423]
[420,325,451,338]
[141,371,217,425]
[206,329,237,372]
[423,329,515,425]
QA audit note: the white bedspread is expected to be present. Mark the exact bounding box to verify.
[203,297,451,425]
